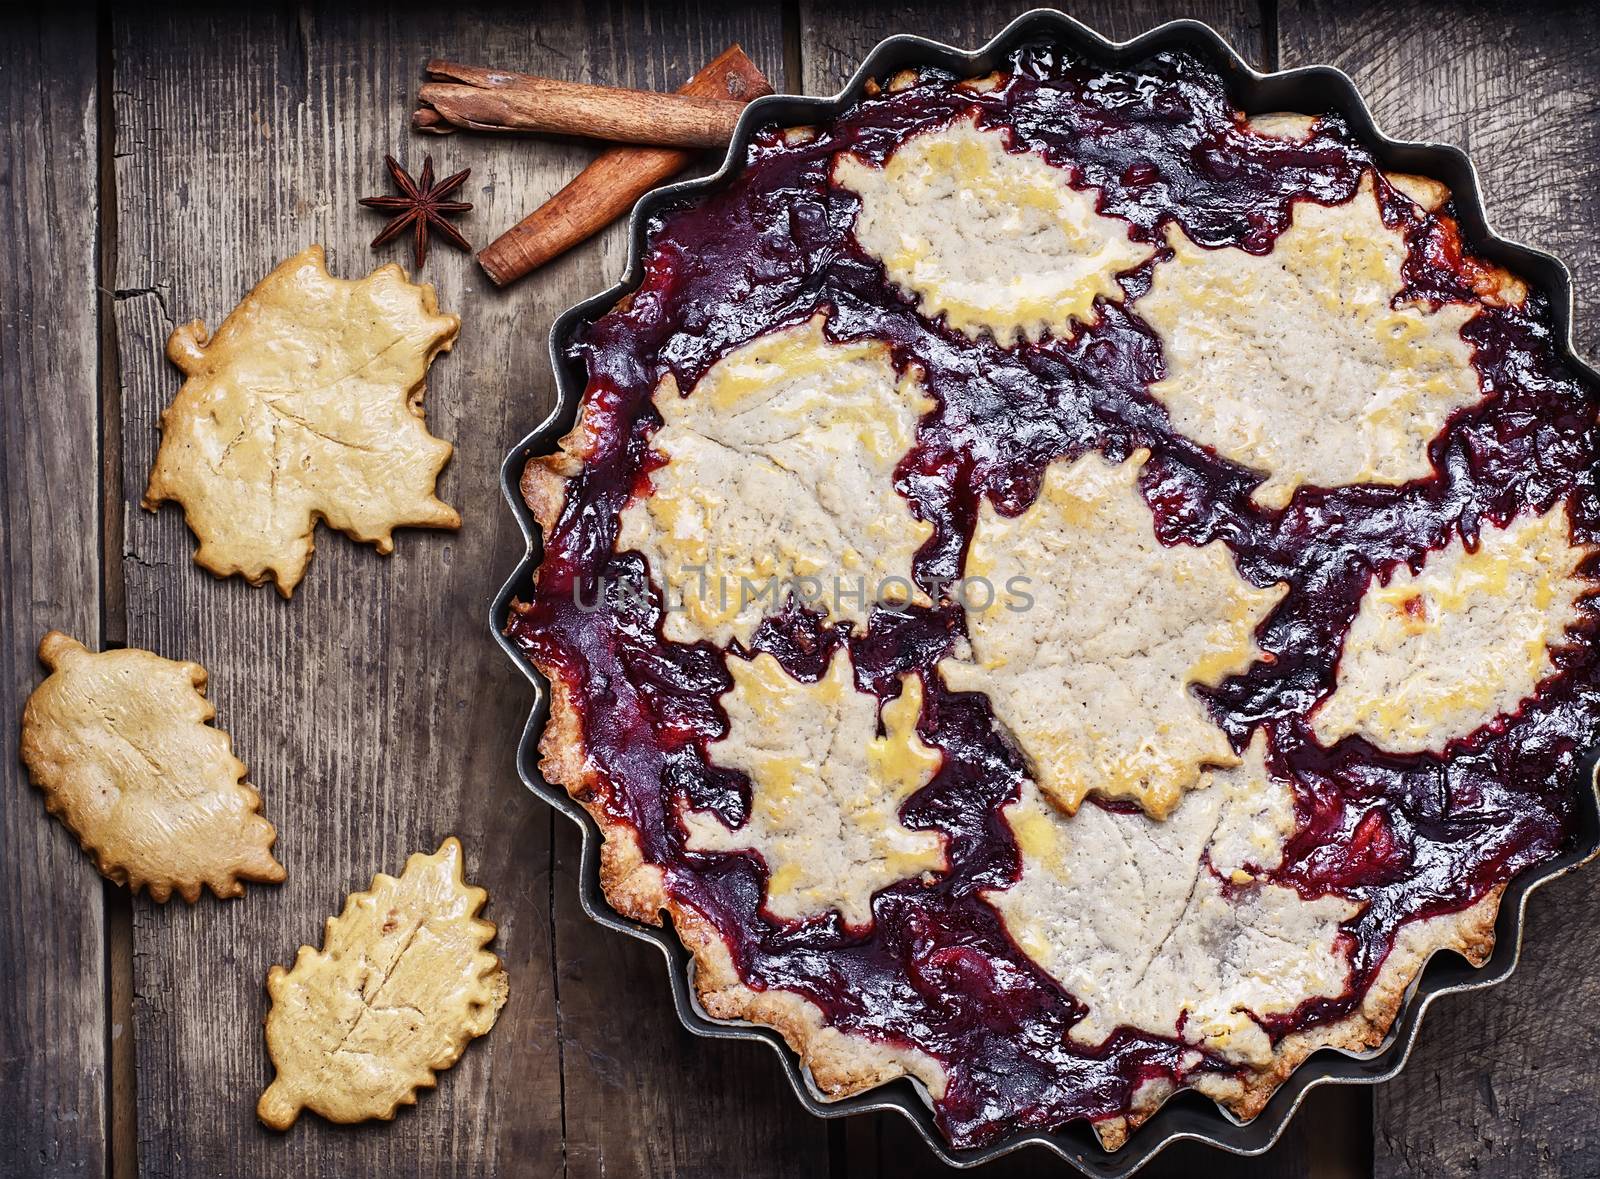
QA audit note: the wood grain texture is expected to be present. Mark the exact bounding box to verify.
[110,3,574,1174]
[0,7,108,1178]
[797,4,1366,1176]
[1278,4,1600,1178]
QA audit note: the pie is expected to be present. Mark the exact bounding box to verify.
[505,42,1600,1151]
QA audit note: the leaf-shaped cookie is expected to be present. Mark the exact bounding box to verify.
[258,837,508,1129]
[142,244,461,598]
[19,631,286,901]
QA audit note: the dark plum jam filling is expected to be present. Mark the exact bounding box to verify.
[506,44,1600,1148]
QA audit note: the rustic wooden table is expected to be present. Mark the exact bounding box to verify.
[3,2,1598,1177]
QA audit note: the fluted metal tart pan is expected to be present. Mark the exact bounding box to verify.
[490,9,1600,1173]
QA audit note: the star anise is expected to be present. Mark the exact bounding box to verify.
[359,155,472,271]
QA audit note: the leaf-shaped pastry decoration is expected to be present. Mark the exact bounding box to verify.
[142,244,461,598]
[258,837,508,1130]
[18,631,286,901]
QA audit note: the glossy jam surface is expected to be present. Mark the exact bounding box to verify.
[507,45,1600,1148]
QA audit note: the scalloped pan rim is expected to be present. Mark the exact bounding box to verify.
[488,9,1600,1174]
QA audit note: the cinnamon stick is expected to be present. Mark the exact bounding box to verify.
[415,62,747,148]
[477,44,772,288]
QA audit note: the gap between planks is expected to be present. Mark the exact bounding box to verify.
[94,2,136,1176]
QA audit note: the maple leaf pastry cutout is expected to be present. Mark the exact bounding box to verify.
[18,631,286,902]
[359,154,473,271]
[141,245,461,597]
[257,837,509,1129]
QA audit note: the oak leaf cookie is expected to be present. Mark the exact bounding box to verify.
[142,244,461,597]
[258,837,508,1130]
[834,113,1154,345]
[18,631,285,901]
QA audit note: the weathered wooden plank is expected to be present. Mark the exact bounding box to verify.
[0,7,108,1179]
[796,4,1374,1177]
[110,4,580,1174]
[1277,5,1600,1178]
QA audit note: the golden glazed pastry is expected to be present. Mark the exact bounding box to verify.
[19,631,285,902]
[143,245,460,597]
[258,838,507,1129]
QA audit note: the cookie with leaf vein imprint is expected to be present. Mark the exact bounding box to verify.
[258,837,507,1129]
[834,113,1154,345]
[1314,501,1598,752]
[680,648,947,929]
[1136,174,1487,509]
[19,631,284,901]
[939,448,1287,819]
[142,244,460,597]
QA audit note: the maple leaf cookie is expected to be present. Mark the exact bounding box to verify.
[680,649,947,928]
[1137,175,1485,508]
[142,245,460,597]
[939,449,1286,818]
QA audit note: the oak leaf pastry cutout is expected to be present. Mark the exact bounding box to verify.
[18,631,285,902]
[258,837,508,1130]
[142,244,461,598]
[1313,501,1597,752]
[834,114,1154,345]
